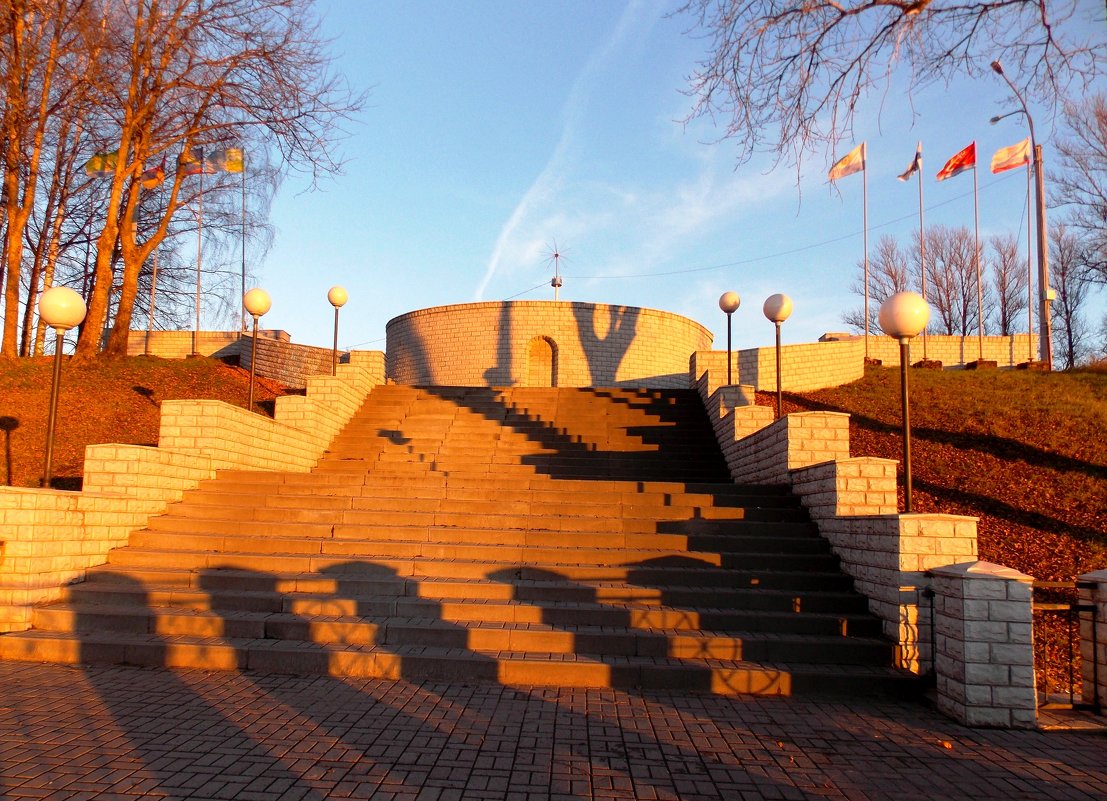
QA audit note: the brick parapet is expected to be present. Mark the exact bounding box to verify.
[1078,569,1107,710]
[930,561,1037,729]
[726,411,850,485]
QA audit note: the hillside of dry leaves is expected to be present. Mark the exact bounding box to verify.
[0,355,288,489]
[774,364,1106,581]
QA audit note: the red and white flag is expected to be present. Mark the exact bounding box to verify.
[936,142,976,181]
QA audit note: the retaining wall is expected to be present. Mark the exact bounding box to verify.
[125,330,348,389]
[0,350,384,631]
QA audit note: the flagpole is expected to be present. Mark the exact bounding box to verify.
[1026,162,1033,362]
[917,143,927,361]
[240,150,247,338]
[862,143,869,360]
[194,147,203,357]
[973,156,982,361]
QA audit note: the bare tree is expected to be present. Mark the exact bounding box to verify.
[1049,223,1091,369]
[1053,93,1107,285]
[988,232,1028,336]
[843,234,911,331]
[74,0,363,357]
[0,0,91,358]
[925,224,984,336]
[676,0,1104,166]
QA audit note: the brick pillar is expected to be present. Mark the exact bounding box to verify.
[1078,569,1107,711]
[930,561,1037,729]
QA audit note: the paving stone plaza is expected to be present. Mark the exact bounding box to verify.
[2,662,1106,801]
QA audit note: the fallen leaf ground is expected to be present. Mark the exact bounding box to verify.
[0,355,288,489]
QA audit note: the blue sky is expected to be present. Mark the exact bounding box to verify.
[254,0,1106,355]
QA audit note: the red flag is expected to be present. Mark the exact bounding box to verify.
[936,142,976,181]
[990,139,1030,174]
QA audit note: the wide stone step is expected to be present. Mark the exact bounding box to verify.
[140,520,828,553]
[55,581,883,636]
[103,549,854,590]
[163,496,811,524]
[28,604,891,663]
[0,630,918,697]
[75,566,873,614]
[120,532,841,572]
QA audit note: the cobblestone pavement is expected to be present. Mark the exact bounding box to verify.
[1,662,1105,801]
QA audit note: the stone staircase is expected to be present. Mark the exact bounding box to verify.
[0,385,918,696]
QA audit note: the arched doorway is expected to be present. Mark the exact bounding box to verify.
[526,336,557,387]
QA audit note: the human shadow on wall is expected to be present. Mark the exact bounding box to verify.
[570,303,639,387]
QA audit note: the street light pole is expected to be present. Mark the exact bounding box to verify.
[991,60,1052,369]
[38,287,88,488]
[763,294,793,419]
[718,292,740,385]
[242,288,272,410]
[879,292,930,514]
[327,286,348,377]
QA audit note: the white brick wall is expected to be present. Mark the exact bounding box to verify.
[930,562,1037,729]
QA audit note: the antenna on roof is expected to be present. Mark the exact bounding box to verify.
[545,241,565,301]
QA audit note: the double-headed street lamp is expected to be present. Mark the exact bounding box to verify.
[991,59,1052,370]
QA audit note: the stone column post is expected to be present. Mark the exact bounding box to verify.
[930,561,1037,728]
[1078,570,1107,711]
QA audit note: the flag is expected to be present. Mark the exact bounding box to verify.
[209,147,243,173]
[898,142,922,182]
[177,146,216,176]
[140,158,166,189]
[828,143,866,181]
[936,142,976,181]
[83,150,118,178]
[990,138,1030,174]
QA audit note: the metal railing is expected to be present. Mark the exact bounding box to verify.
[1032,580,1099,713]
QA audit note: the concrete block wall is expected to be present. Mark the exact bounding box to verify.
[691,339,864,394]
[858,333,1037,368]
[125,329,289,359]
[1079,570,1107,710]
[930,562,1037,729]
[726,412,851,486]
[0,354,384,631]
[387,301,713,388]
[0,488,154,631]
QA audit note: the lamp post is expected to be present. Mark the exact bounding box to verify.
[243,287,271,410]
[763,294,793,418]
[991,59,1052,369]
[879,292,930,514]
[327,285,348,377]
[38,287,87,488]
[718,291,740,385]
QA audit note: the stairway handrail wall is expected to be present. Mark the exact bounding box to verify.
[0,351,385,632]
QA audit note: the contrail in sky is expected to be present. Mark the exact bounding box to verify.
[474,0,655,300]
